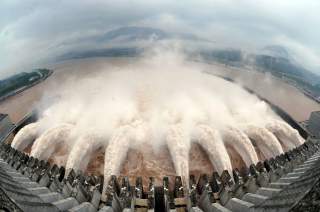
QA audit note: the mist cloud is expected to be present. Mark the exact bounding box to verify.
[10,48,305,188]
[1,0,319,78]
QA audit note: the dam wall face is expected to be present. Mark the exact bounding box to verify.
[307,111,320,138]
[0,114,15,143]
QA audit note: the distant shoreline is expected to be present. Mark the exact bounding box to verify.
[0,69,53,103]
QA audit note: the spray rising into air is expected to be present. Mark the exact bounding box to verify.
[11,46,305,193]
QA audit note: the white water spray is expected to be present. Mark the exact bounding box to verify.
[222,127,259,166]
[196,125,233,174]
[10,49,307,188]
[11,122,40,151]
[244,126,284,159]
[30,124,73,160]
[266,120,305,148]
[166,124,190,184]
[103,126,131,194]
[66,133,104,172]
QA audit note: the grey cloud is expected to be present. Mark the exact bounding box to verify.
[0,0,319,78]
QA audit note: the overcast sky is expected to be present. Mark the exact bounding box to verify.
[0,0,319,78]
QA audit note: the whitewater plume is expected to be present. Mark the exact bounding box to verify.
[266,120,305,148]
[9,48,307,190]
[222,127,259,166]
[66,133,104,172]
[30,124,73,160]
[166,124,190,185]
[11,122,40,151]
[196,125,232,174]
[103,126,131,195]
[244,126,284,159]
